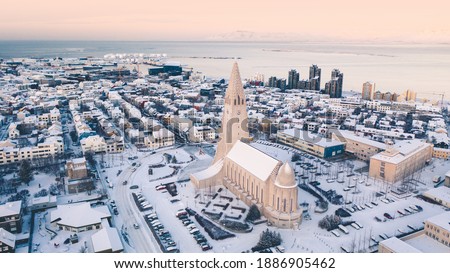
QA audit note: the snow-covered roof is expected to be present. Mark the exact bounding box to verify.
[371,140,431,164]
[191,159,223,181]
[426,211,450,232]
[0,201,22,217]
[423,187,450,206]
[71,157,86,164]
[50,203,111,228]
[380,237,422,253]
[0,228,16,248]
[334,130,386,150]
[226,140,279,181]
[281,128,344,148]
[394,139,428,155]
[405,234,450,253]
[91,226,123,253]
[153,128,174,139]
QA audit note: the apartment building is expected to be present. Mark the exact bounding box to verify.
[369,140,433,183]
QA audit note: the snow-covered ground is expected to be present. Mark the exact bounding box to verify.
[0,172,58,204]
[12,139,450,253]
[106,141,449,253]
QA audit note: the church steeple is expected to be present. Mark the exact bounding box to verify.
[213,62,250,163]
[225,62,246,104]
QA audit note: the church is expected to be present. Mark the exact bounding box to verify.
[190,63,302,228]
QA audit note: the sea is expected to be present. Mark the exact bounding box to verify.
[1,41,450,100]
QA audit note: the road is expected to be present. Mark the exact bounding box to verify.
[114,166,160,253]
[96,151,161,253]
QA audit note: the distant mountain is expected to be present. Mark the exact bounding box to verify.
[206,31,330,42]
[205,30,450,44]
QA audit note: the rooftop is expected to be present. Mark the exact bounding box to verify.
[91,226,123,253]
[334,130,386,150]
[191,159,223,181]
[50,203,111,228]
[0,200,22,217]
[424,187,450,204]
[226,140,279,181]
[0,228,16,248]
[426,211,450,231]
[406,234,450,253]
[380,237,422,253]
[371,140,431,164]
[280,128,344,148]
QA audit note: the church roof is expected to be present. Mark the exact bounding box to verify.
[226,140,279,181]
[275,162,297,188]
[191,158,224,181]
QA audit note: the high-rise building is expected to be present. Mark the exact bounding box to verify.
[309,65,321,90]
[288,69,299,89]
[374,90,383,100]
[325,80,339,98]
[277,78,287,91]
[309,76,320,91]
[362,81,375,100]
[325,69,344,98]
[268,76,278,88]
[297,80,308,90]
[402,89,417,101]
[391,93,399,102]
[383,92,392,101]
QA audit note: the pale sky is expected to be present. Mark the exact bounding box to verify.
[1,0,449,41]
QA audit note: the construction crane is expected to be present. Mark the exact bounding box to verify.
[420,92,445,107]
[431,92,445,108]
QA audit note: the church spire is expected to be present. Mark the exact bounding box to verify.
[212,62,250,163]
[225,62,245,102]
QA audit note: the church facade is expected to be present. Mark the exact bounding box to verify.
[190,63,302,228]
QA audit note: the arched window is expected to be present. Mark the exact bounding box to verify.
[234,99,236,105]
[277,197,280,210]
[283,198,287,212]
[260,189,264,204]
[238,96,240,105]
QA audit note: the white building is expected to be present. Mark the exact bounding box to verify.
[0,136,64,165]
[144,128,175,149]
[50,203,111,233]
[91,226,124,253]
[189,125,215,142]
[80,135,107,154]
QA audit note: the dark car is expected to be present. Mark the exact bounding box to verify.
[200,243,212,251]
[130,185,139,189]
[383,213,393,220]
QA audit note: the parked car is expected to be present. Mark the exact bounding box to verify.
[384,213,393,220]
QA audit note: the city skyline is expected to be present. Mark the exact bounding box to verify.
[1,0,449,42]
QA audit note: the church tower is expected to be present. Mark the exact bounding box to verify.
[213,63,250,163]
